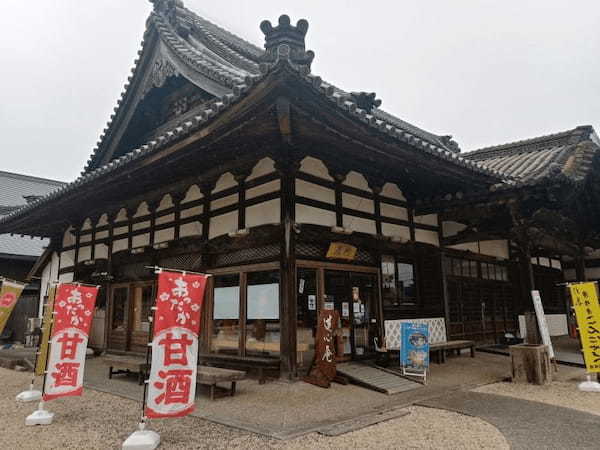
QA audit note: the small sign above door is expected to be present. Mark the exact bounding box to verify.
[326,242,358,261]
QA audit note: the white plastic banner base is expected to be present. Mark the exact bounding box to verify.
[25,402,54,426]
[122,422,160,450]
[578,375,600,393]
[16,384,42,402]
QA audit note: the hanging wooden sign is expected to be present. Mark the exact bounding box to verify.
[326,242,357,261]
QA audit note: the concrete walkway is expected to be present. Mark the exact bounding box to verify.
[418,391,600,450]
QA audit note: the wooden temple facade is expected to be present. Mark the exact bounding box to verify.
[2,1,600,379]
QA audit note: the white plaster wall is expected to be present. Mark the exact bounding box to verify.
[133,220,150,231]
[156,213,175,225]
[442,221,468,238]
[180,221,202,238]
[295,179,335,204]
[538,257,551,267]
[58,272,74,283]
[415,229,439,246]
[246,199,280,228]
[246,179,280,199]
[343,171,371,192]
[295,204,336,227]
[211,193,238,210]
[112,238,128,253]
[449,242,479,253]
[157,194,173,211]
[479,240,509,259]
[132,233,150,248]
[343,215,376,234]
[155,227,175,243]
[213,172,237,193]
[342,193,374,214]
[551,259,562,270]
[38,252,60,317]
[94,243,109,259]
[380,203,408,221]
[299,157,333,181]
[381,182,406,201]
[181,205,203,219]
[62,227,75,248]
[382,223,411,240]
[183,184,203,203]
[247,157,276,181]
[134,202,150,217]
[414,214,438,227]
[209,211,238,239]
[60,249,75,268]
[78,246,92,262]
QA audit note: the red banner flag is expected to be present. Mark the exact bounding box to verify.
[145,271,208,418]
[43,283,99,401]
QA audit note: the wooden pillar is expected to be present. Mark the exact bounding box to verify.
[276,155,299,380]
[438,217,452,340]
[171,190,186,241]
[575,251,587,282]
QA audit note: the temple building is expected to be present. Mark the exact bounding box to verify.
[1,0,599,378]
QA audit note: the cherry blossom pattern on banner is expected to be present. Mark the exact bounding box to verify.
[52,284,98,336]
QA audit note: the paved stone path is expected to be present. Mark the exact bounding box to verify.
[418,391,600,450]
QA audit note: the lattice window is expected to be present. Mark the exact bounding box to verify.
[214,245,279,267]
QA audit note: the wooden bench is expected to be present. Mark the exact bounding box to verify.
[102,355,149,385]
[199,353,280,384]
[197,366,246,400]
[430,340,475,363]
[384,318,476,364]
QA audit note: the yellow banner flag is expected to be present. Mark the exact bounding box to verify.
[35,285,57,377]
[569,282,600,373]
[0,278,26,336]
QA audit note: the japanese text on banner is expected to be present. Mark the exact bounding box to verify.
[145,271,208,419]
[43,283,99,401]
[569,282,600,373]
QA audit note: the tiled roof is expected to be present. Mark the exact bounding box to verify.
[463,126,599,185]
[83,1,477,174]
[0,171,64,256]
[0,4,511,233]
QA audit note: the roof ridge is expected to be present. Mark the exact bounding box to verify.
[0,170,65,186]
[465,126,594,159]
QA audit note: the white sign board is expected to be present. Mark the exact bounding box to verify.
[531,290,555,359]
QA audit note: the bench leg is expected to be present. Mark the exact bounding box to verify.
[138,371,144,386]
[442,349,447,363]
[108,366,113,379]
[470,346,475,357]
[259,368,265,385]
[210,384,215,401]
[231,381,236,396]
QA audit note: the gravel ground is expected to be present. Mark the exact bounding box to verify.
[474,378,600,417]
[2,368,508,449]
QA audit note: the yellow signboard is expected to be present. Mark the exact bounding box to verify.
[0,278,26,336]
[36,285,57,376]
[326,242,357,261]
[569,282,600,373]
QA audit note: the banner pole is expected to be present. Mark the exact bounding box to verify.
[25,282,59,425]
[16,281,55,402]
[122,269,160,449]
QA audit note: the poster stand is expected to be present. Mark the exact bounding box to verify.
[16,282,55,403]
[123,267,161,450]
[400,322,429,385]
[530,290,559,372]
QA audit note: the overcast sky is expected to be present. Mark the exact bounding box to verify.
[1,0,598,182]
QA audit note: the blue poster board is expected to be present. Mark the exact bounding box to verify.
[400,322,429,381]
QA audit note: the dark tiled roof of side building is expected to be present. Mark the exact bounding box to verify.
[463,126,600,185]
[0,171,64,257]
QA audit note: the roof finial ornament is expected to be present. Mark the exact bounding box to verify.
[259,15,314,72]
[349,92,382,113]
[150,0,185,32]
[440,135,461,153]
